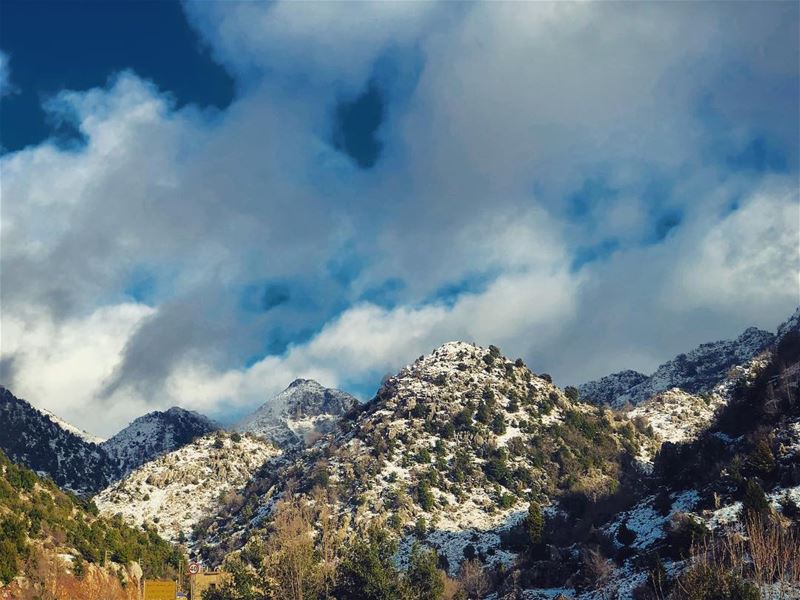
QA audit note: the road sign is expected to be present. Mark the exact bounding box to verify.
[188,562,200,575]
[143,580,177,600]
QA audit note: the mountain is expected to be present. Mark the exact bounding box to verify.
[0,387,118,495]
[95,431,279,546]
[629,352,770,448]
[235,378,358,448]
[0,449,182,599]
[101,406,220,476]
[577,370,648,407]
[199,341,654,571]
[579,325,776,408]
[0,388,221,493]
[777,305,800,341]
[36,405,105,444]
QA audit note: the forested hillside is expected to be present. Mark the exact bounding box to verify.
[0,450,183,599]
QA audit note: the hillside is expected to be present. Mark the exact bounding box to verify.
[95,431,279,545]
[629,353,769,447]
[199,341,655,573]
[0,388,118,495]
[102,406,220,476]
[236,378,358,449]
[580,326,775,408]
[0,388,220,495]
[0,449,182,600]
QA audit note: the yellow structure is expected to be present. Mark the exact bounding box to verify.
[191,570,229,599]
[143,579,177,600]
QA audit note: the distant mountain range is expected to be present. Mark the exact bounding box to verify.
[579,309,799,408]
[0,377,358,494]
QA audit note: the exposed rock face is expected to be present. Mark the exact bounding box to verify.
[0,556,144,600]
[102,406,220,476]
[236,378,357,448]
[0,387,117,495]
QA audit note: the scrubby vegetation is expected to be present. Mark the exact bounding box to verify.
[0,449,182,587]
[202,498,473,600]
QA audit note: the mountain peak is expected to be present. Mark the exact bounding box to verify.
[236,379,358,448]
[0,387,118,494]
[287,377,322,388]
[101,405,219,476]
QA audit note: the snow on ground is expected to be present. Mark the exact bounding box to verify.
[95,433,279,546]
[606,490,699,550]
[37,406,105,445]
[629,388,722,445]
[704,484,800,530]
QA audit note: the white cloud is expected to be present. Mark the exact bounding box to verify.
[165,263,579,416]
[1,2,797,435]
[667,184,800,313]
[0,303,154,436]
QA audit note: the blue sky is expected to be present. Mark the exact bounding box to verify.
[1,1,798,435]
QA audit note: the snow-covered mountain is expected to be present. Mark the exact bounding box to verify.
[629,354,770,448]
[0,387,118,494]
[578,369,648,407]
[777,305,800,341]
[580,326,775,408]
[36,406,105,444]
[235,378,357,448]
[200,342,654,572]
[95,431,279,545]
[102,406,220,476]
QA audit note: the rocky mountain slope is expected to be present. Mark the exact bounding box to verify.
[577,370,648,408]
[199,342,654,573]
[95,431,279,545]
[235,378,357,449]
[101,406,220,476]
[0,387,118,495]
[629,354,770,448]
[579,320,790,409]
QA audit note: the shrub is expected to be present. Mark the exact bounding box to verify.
[741,479,770,520]
[417,481,435,511]
[564,386,580,402]
[499,494,515,509]
[616,519,637,546]
[491,413,506,435]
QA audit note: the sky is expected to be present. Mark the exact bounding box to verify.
[0,1,798,437]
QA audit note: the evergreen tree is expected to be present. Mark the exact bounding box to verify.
[526,501,544,546]
[334,526,407,600]
[406,544,445,600]
[742,479,770,519]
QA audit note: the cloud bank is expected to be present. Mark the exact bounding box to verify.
[1,2,797,435]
